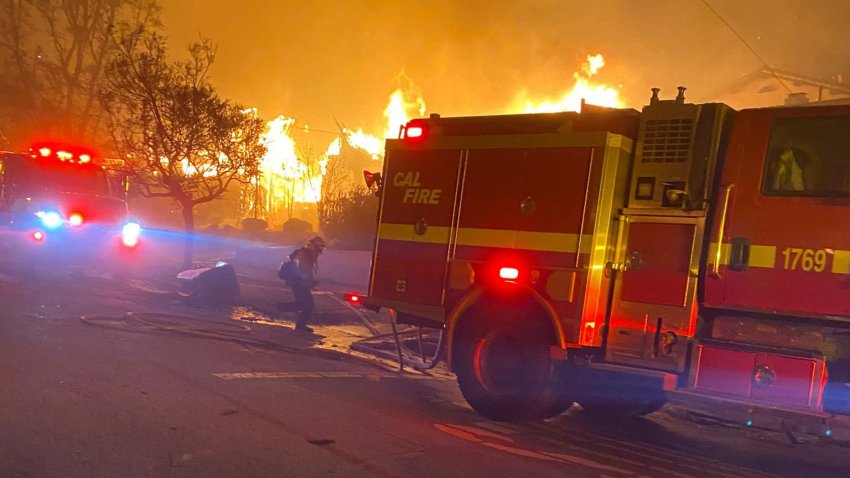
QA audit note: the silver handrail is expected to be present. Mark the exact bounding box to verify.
[709,183,735,279]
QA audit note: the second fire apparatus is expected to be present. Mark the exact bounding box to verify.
[363,87,850,436]
[0,142,141,273]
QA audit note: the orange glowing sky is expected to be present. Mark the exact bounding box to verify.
[163,0,850,135]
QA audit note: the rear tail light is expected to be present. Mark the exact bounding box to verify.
[498,267,520,281]
[121,222,141,248]
[403,120,429,142]
[405,126,424,138]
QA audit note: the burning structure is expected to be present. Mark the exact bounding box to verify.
[244,55,623,229]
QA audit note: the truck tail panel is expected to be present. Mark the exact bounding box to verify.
[367,110,639,339]
[369,149,463,311]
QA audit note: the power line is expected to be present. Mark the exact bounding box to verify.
[701,0,793,94]
[289,124,343,136]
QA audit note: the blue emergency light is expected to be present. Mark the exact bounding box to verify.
[35,211,63,229]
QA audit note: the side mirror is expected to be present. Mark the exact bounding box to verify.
[363,171,383,196]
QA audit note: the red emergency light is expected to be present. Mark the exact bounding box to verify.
[32,231,45,242]
[344,293,362,304]
[68,213,84,227]
[403,120,429,143]
[498,267,520,281]
[28,142,97,166]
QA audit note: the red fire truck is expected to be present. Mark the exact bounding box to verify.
[363,88,850,436]
[0,141,141,273]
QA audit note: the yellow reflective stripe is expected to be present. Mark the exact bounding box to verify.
[378,223,449,244]
[834,250,850,275]
[709,243,850,274]
[378,222,592,253]
[749,245,777,268]
[457,228,592,253]
[708,243,776,268]
[707,243,730,266]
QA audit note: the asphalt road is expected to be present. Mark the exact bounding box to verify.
[2,242,850,478]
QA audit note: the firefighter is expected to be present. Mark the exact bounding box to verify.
[773,147,805,191]
[770,135,821,192]
[287,235,326,333]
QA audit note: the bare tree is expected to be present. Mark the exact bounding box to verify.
[317,151,350,228]
[102,28,265,266]
[316,142,378,248]
[0,0,159,149]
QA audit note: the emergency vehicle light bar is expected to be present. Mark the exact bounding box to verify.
[29,142,96,165]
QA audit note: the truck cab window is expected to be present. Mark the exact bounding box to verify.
[763,116,850,197]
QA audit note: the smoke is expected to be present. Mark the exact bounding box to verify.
[163,0,850,130]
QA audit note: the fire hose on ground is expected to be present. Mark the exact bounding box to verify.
[81,295,446,374]
[329,292,445,372]
[345,305,445,373]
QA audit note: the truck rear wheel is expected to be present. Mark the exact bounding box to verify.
[455,317,569,421]
[575,370,667,418]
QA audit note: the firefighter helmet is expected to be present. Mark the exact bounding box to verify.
[308,235,326,250]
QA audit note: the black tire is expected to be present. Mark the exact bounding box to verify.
[576,371,667,418]
[455,314,568,422]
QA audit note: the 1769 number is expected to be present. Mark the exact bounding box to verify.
[781,247,829,272]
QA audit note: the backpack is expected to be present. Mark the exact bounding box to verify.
[278,248,303,283]
[278,258,298,283]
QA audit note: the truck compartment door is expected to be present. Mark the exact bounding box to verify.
[605,216,704,372]
[370,149,463,309]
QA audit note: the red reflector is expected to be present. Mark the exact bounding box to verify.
[32,231,45,241]
[69,213,84,226]
[499,267,520,280]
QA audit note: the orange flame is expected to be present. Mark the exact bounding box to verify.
[344,128,383,160]
[252,54,621,213]
[517,54,623,113]
[260,115,322,203]
[345,75,427,160]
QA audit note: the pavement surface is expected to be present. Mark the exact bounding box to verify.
[2,230,850,477]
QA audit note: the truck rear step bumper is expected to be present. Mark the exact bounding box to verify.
[582,362,850,440]
[665,388,850,441]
